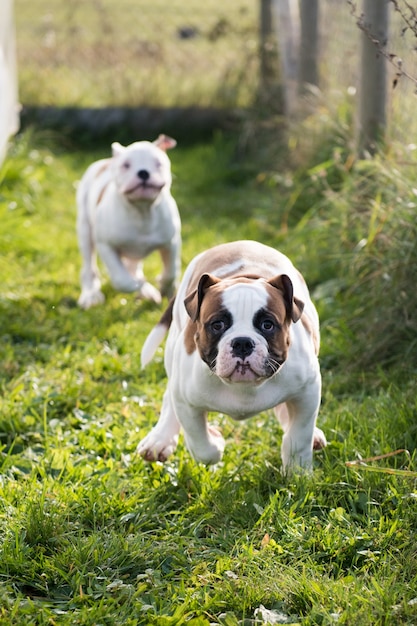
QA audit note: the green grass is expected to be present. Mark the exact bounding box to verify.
[1,123,417,625]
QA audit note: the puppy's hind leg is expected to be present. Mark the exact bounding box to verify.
[126,259,162,305]
[274,402,290,432]
[158,241,181,299]
[274,394,326,472]
[76,188,104,309]
[78,245,104,309]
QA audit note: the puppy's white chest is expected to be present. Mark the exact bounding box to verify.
[95,188,176,257]
[195,377,280,419]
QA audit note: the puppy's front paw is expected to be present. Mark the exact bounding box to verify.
[78,290,105,309]
[313,427,327,450]
[137,282,162,305]
[136,429,179,462]
[186,426,226,465]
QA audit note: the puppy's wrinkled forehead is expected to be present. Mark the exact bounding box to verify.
[112,141,170,172]
[221,281,270,321]
[201,279,287,324]
[125,143,168,166]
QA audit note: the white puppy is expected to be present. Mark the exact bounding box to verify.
[76,135,181,309]
[137,240,326,472]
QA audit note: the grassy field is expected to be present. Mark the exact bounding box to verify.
[0,109,417,625]
[14,0,258,108]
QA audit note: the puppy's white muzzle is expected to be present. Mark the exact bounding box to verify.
[215,334,270,382]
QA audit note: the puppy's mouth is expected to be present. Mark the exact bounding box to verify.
[230,360,258,382]
[125,181,164,197]
[215,356,284,383]
[219,359,264,383]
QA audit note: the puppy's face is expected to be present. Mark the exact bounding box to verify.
[184,274,304,384]
[111,135,176,203]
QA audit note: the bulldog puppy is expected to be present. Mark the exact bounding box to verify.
[76,135,181,309]
[137,240,326,472]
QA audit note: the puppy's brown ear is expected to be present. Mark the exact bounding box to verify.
[268,274,304,323]
[184,273,221,322]
[153,135,177,151]
[291,296,305,323]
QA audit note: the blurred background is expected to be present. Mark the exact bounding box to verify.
[12,0,417,146]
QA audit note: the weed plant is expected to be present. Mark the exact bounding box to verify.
[0,124,417,624]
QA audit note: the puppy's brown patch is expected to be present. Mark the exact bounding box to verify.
[96,182,110,207]
[184,286,226,357]
[94,160,110,179]
[262,284,292,364]
[184,319,197,355]
[194,287,230,365]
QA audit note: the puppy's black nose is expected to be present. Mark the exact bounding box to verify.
[231,336,255,359]
[138,169,150,181]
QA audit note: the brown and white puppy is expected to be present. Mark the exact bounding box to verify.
[76,135,181,309]
[137,240,326,472]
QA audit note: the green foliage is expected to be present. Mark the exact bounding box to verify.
[1,125,417,624]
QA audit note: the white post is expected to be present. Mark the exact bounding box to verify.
[0,0,19,165]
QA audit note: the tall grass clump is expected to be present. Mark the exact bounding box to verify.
[326,156,417,370]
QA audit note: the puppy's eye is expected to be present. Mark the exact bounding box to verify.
[260,318,276,333]
[211,320,226,333]
[122,161,131,170]
[207,311,232,335]
[254,309,279,335]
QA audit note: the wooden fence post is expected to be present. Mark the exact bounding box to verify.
[271,0,300,115]
[357,0,389,154]
[298,0,319,91]
[260,0,274,87]
[259,0,284,112]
